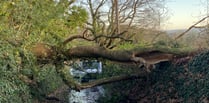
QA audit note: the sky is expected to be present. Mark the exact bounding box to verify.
[164,0,207,30]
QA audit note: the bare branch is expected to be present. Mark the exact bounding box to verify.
[63,31,131,45]
[95,0,106,16]
[63,30,90,45]
[175,16,209,40]
[55,62,146,91]
[74,73,146,90]
[63,35,89,45]
[127,0,139,28]
[194,25,208,28]
[95,32,132,42]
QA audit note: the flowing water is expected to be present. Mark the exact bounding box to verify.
[68,60,105,103]
[69,86,105,103]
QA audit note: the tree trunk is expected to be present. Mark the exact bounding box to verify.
[32,43,191,65]
[66,46,174,64]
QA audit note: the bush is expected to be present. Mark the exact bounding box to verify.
[97,51,209,103]
[178,50,209,102]
[0,42,32,103]
[29,64,65,101]
[149,50,209,102]
[0,38,66,102]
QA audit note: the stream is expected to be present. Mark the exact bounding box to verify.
[69,86,105,103]
[68,60,105,103]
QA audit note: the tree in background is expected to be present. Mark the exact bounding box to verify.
[70,0,167,49]
[178,0,209,47]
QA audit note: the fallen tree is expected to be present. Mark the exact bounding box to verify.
[30,34,196,91]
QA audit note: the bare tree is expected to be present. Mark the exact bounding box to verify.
[73,0,166,49]
[175,0,209,46]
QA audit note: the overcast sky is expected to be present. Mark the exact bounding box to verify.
[164,0,207,30]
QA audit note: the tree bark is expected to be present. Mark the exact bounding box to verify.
[32,43,192,65]
[66,46,178,64]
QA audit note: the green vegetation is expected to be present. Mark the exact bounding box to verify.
[150,50,209,102]
[97,50,209,103]
[0,39,66,102]
[0,40,31,102]
[94,62,140,103]
[0,0,88,102]
[0,0,209,103]
[180,50,209,102]
[0,0,88,46]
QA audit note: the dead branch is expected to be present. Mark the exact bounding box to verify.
[63,35,91,45]
[55,63,146,91]
[175,16,209,40]
[193,25,208,28]
[74,73,146,91]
